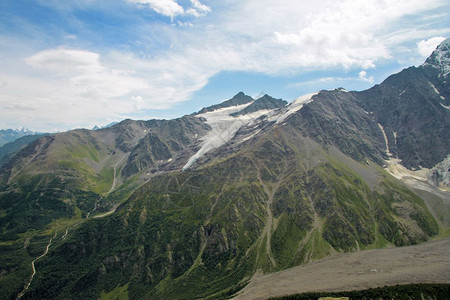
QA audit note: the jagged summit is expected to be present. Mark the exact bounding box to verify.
[422,38,450,77]
[230,94,287,117]
[196,92,288,118]
[182,93,289,170]
[195,91,254,114]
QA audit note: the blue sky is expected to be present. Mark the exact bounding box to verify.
[0,0,449,132]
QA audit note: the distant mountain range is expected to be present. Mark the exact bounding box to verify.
[0,39,448,299]
[0,128,41,147]
[0,129,47,169]
[92,121,119,131]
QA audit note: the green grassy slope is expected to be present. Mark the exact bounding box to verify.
[21,125,439,299]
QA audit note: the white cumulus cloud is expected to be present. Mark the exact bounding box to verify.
[128,0,184,17]
[358,70,374,83]
[186,0,211,17]
[171,0,445,77]
[0,46,218,130]
[128,0,210,18]
[417,36,446,56]
[25,48,148,99]
[1,0,448,131]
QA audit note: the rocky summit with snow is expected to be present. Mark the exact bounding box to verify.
[423,38,450,78]
[0,40,449,299]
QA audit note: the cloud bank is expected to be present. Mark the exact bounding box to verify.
[128,0,210,18]
[0,0,449,131]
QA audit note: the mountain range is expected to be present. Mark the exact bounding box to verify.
[0,39,449,299]
[0,128,38,147]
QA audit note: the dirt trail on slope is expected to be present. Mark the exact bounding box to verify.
[87,154,127,219]
[16,231,58,299]
[233,237,450,300]
[16,155,128,298]
[108,154,127,194]
[257,172,278,268]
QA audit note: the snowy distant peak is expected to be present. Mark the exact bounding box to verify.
[0,128,40,147]
[0,128,37,136]
[230,94,287,117]
[92,122,119,130]
[195,92,254,114]
[422,37,450,77]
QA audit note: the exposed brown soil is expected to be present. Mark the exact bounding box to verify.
[233,237,450,300]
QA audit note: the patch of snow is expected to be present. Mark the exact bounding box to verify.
[378,123,393,157]
[199,102,253,116]
[383,154,450,193]
[370,269,382,273]
[384,157,430,182]
[167,158,173,162]
[291,92,318,106]
[182,103,272,170]
[253,91,266,99]
[440,103,450,110]
[399,89,407,96]
[429,82,439,94]
[268,92,318,124]
[428,82,444,98]
[393,131,398,145]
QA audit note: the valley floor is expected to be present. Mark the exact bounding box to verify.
[233,237,450,300]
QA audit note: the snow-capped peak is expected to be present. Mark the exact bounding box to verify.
[422,38,450,77]
[183,101,271,170]
[182,92,318,170]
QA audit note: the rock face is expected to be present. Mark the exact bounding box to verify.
[429,155,450,188]
[0,40,448,300]
[354,39,450,169]
[354,72,449,169]
[287,89,386,165]
[120,116,211,178]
